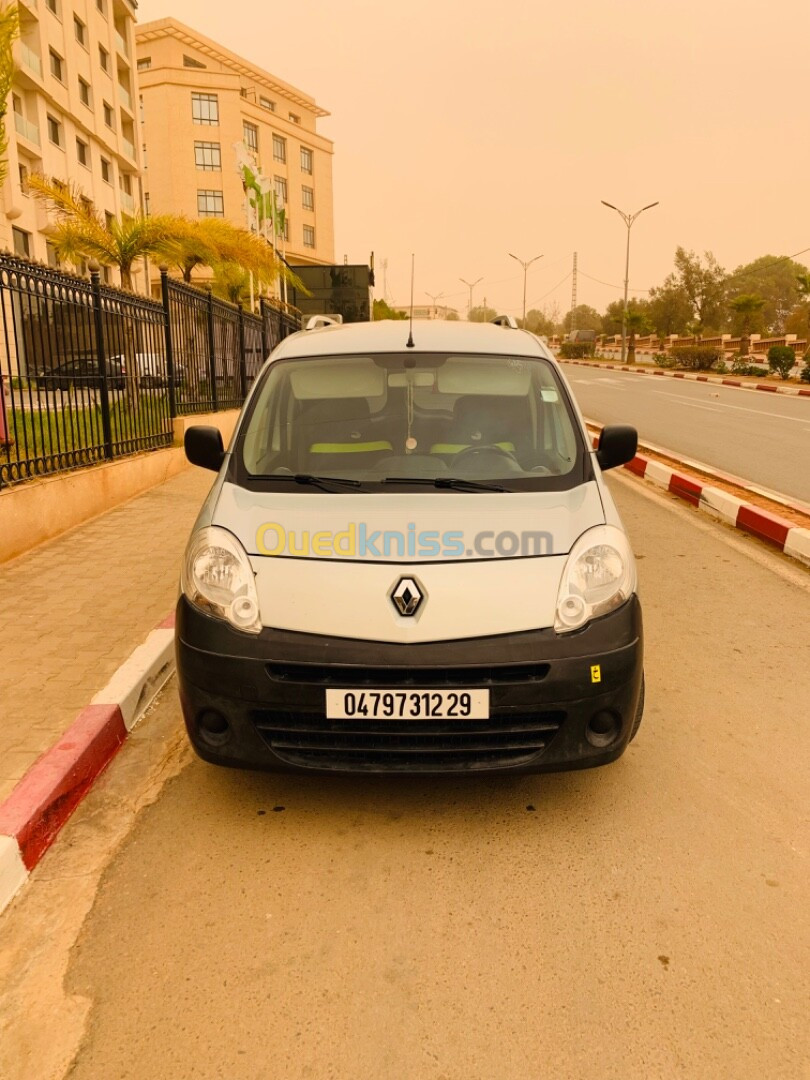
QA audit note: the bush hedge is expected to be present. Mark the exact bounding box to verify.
[669,346,723,371]
[558,342,596,359]
[767,345,796,380]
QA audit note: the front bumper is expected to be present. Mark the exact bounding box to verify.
[176,595,643,775]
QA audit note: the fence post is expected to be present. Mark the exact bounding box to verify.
[259,297,270,362]
[159,265,177,419]
[205,286,218,411]
[89,260,114,460]
[237,303,248,400]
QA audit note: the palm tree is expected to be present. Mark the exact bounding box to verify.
[167,218,301,298]
[0,2,19,189]
[212,261,251,304]
[729,293,765,357]
[27,174,181,290]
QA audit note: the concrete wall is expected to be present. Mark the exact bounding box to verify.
[0,409,239,564]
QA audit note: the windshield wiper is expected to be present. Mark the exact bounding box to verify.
[266,473,363,491]
[381,476,507,493]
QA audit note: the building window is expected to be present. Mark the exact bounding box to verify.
[300,146,313,174]
[46,242,59,268]
[302,186,314,211]
[103,101,114,128]
[45,0,59,15]
[13,227,31,258]
[18,163,29,194]
[260,96,275,112]
[101,157,111,183]
[288,112,300,125]
[78,77,91,107]
[99,46,109,73]
[272,134,286,163]
[197,189,224,217]
[194,141,221,170]
[120,172,132,195]
[183,54,206,69]
[283,217,289,242]
[49,49,64,82]
[74,16,86,47]
[76,138,89,167]
[47,115,62,147]
[96,0,106,15]
[243,121,258,153]
[303,225,315,248]
[105,211,115,231]
[137,57,151,71]
[273,176,287,206]
[192,92,219,125]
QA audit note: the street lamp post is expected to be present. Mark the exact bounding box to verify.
[601,200,659,363]
[508,253,543,327]
[425,291,445,319]
[460,277,482,319]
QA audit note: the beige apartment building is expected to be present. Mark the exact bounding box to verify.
[1,0,143,285]
[135,18,335,281]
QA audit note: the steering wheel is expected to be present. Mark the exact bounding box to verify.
[451,444,520,466]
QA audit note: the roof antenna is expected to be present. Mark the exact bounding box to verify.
[406,253,415,349]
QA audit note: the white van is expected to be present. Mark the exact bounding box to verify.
[178,318,643,774]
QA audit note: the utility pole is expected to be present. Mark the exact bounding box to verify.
[460,277,482,319]
[425,291,445,319]
[508,252,543,327]
[570,252,578,333]
[601,200,659,362]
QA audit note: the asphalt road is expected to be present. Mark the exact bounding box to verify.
[561,364,810,505]
[1,477,809,1080]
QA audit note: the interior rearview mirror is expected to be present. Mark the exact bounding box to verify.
[185,426,225,472]
[596,425,638,471]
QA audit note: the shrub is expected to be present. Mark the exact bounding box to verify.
[653,352,677,369]
[715,360,728,374]
[731,357,768,376]
[558,342,595,359]
[800,360,810,383]
[670,345,722,371]
[767,345,796,381]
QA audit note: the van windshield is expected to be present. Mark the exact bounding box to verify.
[238,352,587,491]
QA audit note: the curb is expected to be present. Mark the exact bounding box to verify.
[588,426,810,567]
[0,614,176,916]
[561,358,810,397]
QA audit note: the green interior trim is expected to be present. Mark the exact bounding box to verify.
[429,441,516,454]
[309,441,393,454]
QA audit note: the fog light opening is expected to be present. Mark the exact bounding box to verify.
[197,710,231,746]
[586,709,621,748]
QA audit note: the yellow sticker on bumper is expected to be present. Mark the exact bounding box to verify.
[590,664,602,684]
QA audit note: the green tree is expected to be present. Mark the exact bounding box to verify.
[725,255,809,335]
[445,309,460,321]
[168,217,291,292]
[646,281,693,338]
[28,174,180,290]
[791,273,810,349]
[625,304,652,362]
[468,304,497,323]
[728,293,766,356]
[563,305,601,333]
[664,248,727,334]
[0,2,19,189]
[523,308,556,336]
[372,298,407,320]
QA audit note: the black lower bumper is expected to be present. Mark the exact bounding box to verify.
[175,595,643,775]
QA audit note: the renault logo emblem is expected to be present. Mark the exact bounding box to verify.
[391,577,424,617]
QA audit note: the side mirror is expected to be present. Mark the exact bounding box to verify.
[185,426,225,472]
[596,425,637,471]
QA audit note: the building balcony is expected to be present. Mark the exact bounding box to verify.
[114,29,129,58]
[14,112,40,146]
[119,189,135,214]
[118,82,132,111]
[121,137,135,160]
[19,42,42,78]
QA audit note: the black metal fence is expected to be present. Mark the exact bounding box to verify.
[0,254,301,489]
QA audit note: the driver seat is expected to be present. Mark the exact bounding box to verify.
[430,396,519,464]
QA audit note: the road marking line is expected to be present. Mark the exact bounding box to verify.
[646,388,810,423]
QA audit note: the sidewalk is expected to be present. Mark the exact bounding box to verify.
[0,468,213,803]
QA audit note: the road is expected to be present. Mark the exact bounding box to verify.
[1,477,809,1080]
[561,363,810,505]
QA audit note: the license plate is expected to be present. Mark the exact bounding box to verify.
[326,689,489,720]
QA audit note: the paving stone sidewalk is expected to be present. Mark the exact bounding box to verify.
[0,468,214,803]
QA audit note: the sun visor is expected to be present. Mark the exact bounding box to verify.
[436,357,532,395]
[290,360,385,399]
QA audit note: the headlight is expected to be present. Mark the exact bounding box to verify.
[182,526,262,634]
[555,525,636,633]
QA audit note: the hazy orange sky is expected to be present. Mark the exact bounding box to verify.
[139,0,809,319]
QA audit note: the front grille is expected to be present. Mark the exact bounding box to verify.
[252,711,565,772]
[265,662,550,687]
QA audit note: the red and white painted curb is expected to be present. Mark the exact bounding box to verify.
[561,358,810,397]
[0,613,176,916]
[588,427,810,567]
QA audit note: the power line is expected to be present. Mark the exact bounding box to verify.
[527,270,573,308]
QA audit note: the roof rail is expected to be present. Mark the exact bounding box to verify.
[492,314,519,329]
[304,314,344,331]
